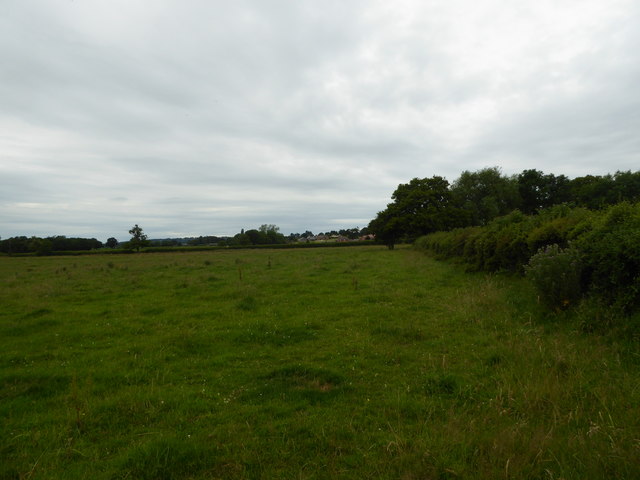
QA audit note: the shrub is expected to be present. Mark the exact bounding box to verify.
[526,206,591,253]
[493,222,531,272]
[414,227,481,262]
[576,202,640,312]
[525,244,583,310]
[527,220,566,252]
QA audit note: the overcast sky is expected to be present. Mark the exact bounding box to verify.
[2,0,639,240]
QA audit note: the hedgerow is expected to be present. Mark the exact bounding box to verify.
[575,202,640,313]
[524,244,583,310]
[415,206,588,272]
[416,202,640,314]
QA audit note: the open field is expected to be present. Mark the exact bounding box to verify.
[1,246,639,479]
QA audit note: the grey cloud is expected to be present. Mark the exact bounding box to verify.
[2,0,639,240]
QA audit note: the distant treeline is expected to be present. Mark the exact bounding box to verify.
[368,168,640,248]
[166,225,289,247]
[0,236,102,255]
[0,225,369,256]
[155,227,367,247]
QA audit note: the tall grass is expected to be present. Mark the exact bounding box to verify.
[1,247,639,478]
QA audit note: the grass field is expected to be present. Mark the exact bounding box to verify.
[1,246,639,479]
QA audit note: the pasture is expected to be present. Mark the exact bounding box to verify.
[1,246,639,479]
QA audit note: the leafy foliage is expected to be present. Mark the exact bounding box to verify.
[524,244,583,310]
[127,224,149,252]
[106,237,119,248]
[575,202,640,312]
[417,202,640,316]
[373,168,640,251]
[451,167,520,225]
[228,225,286,246]
[368,204,404,249]
[369,176,467,248]
[517,169,571,214]
[0,236,103,254]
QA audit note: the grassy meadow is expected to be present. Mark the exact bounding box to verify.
[1,246,639,479]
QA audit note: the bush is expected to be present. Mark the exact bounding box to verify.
[526,206,590,252]
[493,222,531,272]
[525,244,583,310]
[576,202,640,312]
[462,211,534,272]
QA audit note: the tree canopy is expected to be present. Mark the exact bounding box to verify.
[0,236,103,254]
[369,176,467,248]
[106,237,119,249]
[451,167,520,225]
[369,168,640,247]
[127,224,149,252]
[228,224,286,246]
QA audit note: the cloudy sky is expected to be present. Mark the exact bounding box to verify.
[2,0,639,240]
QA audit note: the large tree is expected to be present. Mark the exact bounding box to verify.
[517,169,570,214]
[369,176,465,248]
[368,205,403,249]
[229,225,286,245]
[451,167,520,225]
[259,224,286,244]
[568,174,616,209]
[609,170,640,204]
[127,224,149,252]
[106,237,119,248]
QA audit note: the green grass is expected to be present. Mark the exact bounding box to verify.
[1,246,639,479]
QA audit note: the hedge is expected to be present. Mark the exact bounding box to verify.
[415,203,640,313]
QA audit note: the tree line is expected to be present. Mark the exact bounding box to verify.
[368,168,640,248]
[0,236,103,255]
[0,223,370,255]
[161,226,369,247]
[0,225,146,255]
[176,225,291,247]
